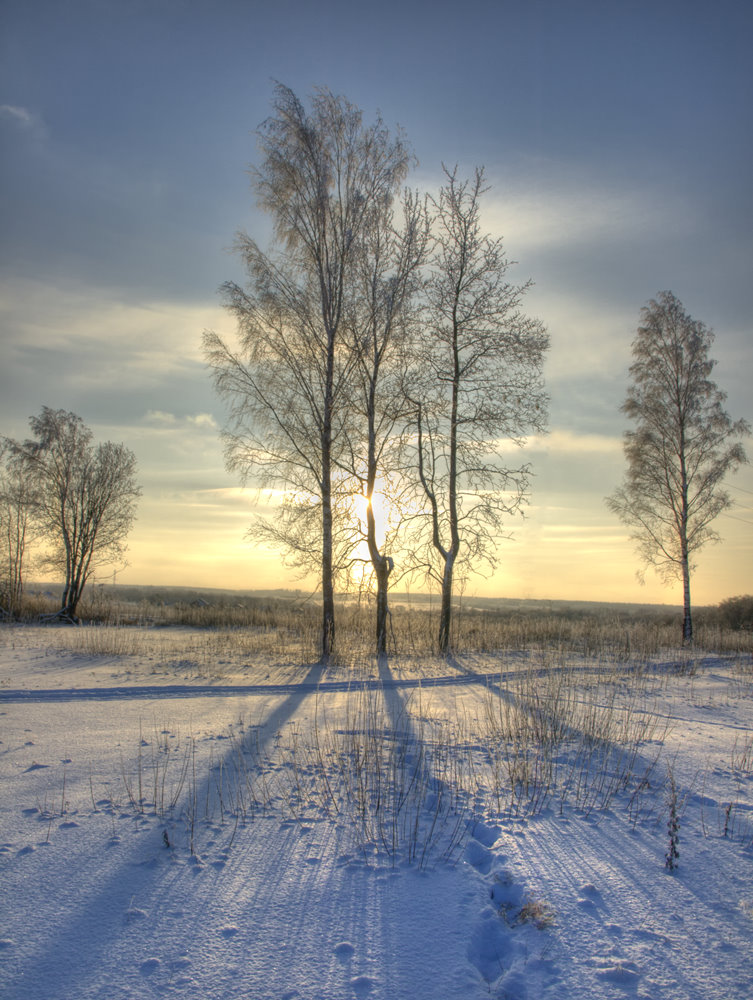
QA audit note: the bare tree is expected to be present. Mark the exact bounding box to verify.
[342,188,429,655]
[8,408,141,622]
[204,85,411,662]
[405,167,549,654]
[607,291,749,644]
[0,447,37,618]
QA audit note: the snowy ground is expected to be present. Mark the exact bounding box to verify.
[1,624,752,999]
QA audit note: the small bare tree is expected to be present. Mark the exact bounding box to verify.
[406,167,549,654]
[8,408,141,622]
[607,291,749,644]
[204,85,411,662]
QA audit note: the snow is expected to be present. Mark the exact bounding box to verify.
[1,624,752,999]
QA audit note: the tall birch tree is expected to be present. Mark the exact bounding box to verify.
[343,188,428,655]
[407,167,549,654]
[607,291,749,644]
[204,85,411,662]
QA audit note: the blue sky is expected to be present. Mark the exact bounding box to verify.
[1,0,751,603]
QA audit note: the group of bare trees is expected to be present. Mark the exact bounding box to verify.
[204,85,549,661]
[2,91,744,647]
[0,408,141,622]
[207,85,748,658]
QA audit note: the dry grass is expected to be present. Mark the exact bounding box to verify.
[6,584,753,659]
[5,587,753,866]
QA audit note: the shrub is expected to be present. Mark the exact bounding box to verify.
[718,595,753,631]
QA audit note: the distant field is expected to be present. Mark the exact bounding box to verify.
[24,580,684,617]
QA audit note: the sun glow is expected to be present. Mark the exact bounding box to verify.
[353,490,389,545]
[348,488,393,586]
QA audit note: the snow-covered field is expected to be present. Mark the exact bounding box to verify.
[1,623,752,999]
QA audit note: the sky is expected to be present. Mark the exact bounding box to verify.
[1,0,751,606]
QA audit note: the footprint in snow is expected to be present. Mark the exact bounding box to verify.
[140,957,161,974]
[595,960,641,986]
[220,925,239,938]
[465,839,493,874]
[0,939,15,949]
[350,974,377,996]
[469,820,501,847]
[577,883,605,913]
[333,941,355,962]
[467,912,511,984]
[490,872,524,913]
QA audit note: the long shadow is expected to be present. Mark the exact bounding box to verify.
[0,669,510,704]
[376,652,412,735]
[3,659,326,1000]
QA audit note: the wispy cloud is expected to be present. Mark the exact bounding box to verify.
[1,104,35,127]
[0,103,46,140]
[187,413,218,430]
[527,429,622,455]
[411,160,691,260]
[143,410,218,431]
[144,410,178,425]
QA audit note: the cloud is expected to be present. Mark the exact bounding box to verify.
[0,104,47,144]
[0,278,237,432]
[142,410,219,432]
[527,430,622,455]
[187,413,218,430]
[1,104,37,128]
[484,180,691,258]
[408,157,695,263]
[144,410,178,425]
[1,104,30,124]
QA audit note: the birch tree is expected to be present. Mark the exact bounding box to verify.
[607,291,749,644]
[407,167,549,654]
[204,85,411,662]
[343,189,428,655]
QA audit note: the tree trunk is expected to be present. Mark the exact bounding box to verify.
[320,486,335,663]
[681,552,692,646]
[374,555,393,656]
[438,554,455,655]
[680,454,692,646]
[319,317,338,664]
[61,581,71,617]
